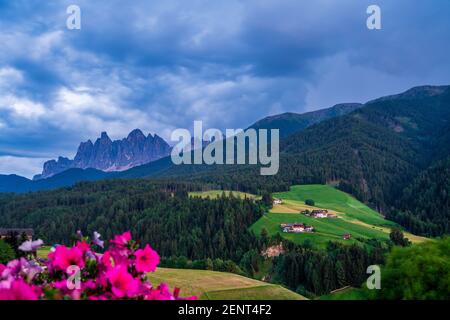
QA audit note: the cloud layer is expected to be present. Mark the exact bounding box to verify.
[1,0,450,177]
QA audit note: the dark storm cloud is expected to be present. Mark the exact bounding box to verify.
[0,0,449,177]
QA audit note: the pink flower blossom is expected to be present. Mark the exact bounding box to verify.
[100,251,113,269]
[2,258,37,279]
[106,264,140,298]
[0,279,40,300]
[108,231,133,266]
[76,240,91,255]
[50,245,85,271]
[88,295,108,300]
[145,283,174,300]
[110,231,132,248]
[0,231,195,301]
[135,244,160,273]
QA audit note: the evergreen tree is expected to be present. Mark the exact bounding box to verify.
[389,228,411,247]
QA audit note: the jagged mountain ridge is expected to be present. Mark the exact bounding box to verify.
[33,129,172,180]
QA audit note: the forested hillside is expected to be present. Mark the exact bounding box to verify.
[389,156,450,236]
[160,86,450,235]
[0,180,263,261]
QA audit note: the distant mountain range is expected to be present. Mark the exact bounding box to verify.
[0,99,363,192]
[1,85,449,198]
[33,129,172,180]
[2,85,450,237]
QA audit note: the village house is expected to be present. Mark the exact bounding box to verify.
[0,228,34,240]
[343,233,351,240]
[301,209,337,219]
[273,198,283,205]
[280,223,314,233]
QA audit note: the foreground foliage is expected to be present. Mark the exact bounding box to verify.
[378,237,450,300]
[0,241,15,265]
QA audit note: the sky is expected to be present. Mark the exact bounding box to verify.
[0,0,450,178]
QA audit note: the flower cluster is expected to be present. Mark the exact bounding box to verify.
[0,231,196,300]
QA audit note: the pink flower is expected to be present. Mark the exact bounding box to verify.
[145,283,174,300]
[106,264,139,298]
[135,245,160,273]
[110,231,132,248]
[0,279,41,300]
[51,245,85,271]
[100,251,114,269]
[76,241,91,255]
[108,232,133,266]
[88,295,108,300]
[0,231,194,300]
[2,258,38,280]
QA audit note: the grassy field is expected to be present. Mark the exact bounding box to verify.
[189,190,260,200]
[37,246,52,259]
[251,185,428,247]
[273,185,393,226]
[36,246,303,300]
[148,268,305,300]
[319,287,372,300]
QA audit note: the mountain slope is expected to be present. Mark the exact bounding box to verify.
[389,155,450,236]
[249,103,362,138]
[0,175,32,193]
[148,85,450,235]
[1,168,110,193]
[279,85,450,205]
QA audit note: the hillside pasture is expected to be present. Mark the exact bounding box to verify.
[147,268,305,300]
[189,190,260,200]
[251,185,428,247]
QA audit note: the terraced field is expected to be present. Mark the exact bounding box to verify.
[148,268,305,300]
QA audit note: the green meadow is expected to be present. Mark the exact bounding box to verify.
[189,190,261,200]
[273,185,393,226]
[251,185,427,247]
[148,268,305,300]
[319,287,372,300]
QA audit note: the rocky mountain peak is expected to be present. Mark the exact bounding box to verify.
[100,131,110,139]
[34,129,172,180]
[127,129,146,141]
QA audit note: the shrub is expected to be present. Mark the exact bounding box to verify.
[0,241,15,264]
[378,237,450,300]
